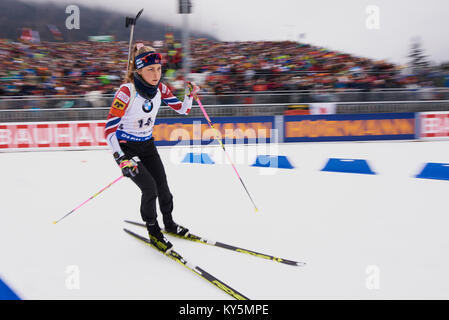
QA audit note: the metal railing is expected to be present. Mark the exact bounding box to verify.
[0,94,114,110]
[336,100,449,114]
[1,88,449,111]
[0,104,288,123]
[1,101,449,123]
[197,88,449,105]
[1,88,449,123]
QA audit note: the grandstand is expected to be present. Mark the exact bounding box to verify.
[0,38,448,122]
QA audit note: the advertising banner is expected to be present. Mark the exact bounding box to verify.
[0,113,420,151]
[0,116,275,151]
[153,116,274,146]
[419,112,449,140]
[0,121,107,150]
[284,113,416,142]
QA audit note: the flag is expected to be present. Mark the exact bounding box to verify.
[31,30,40,43]
[88,35,115,42]
[19,28,40,43]
[20,28,33,42]
[48,24,63,41]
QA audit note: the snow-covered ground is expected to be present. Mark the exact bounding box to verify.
[1,140,449,299]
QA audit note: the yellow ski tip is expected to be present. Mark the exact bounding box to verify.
[52,221,57,224]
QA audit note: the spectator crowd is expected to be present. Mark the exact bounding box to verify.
[0,37,447,98]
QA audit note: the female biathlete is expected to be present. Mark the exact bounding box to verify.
[104,43,199,252]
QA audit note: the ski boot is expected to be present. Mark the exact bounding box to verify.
[146,221,173,253]
[164,219,190,237]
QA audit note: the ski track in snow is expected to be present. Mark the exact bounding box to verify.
[1,140,449,299]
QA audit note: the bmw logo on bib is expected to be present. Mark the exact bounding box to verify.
[142,100,153,113]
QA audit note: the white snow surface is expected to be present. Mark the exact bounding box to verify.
[1,140,449,300]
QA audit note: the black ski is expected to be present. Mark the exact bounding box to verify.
[124,220,306,267]
[123,228,249,300]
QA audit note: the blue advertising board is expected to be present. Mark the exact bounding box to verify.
[284,113,416,143]
[152,115,275,146]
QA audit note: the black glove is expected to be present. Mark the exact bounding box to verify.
[114,153,139,178]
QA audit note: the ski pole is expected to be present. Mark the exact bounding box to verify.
[125,8,144,73]
[192,92,259,212]
[53,175,124,224]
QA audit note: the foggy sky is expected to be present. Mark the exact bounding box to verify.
[23,0,449,65]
